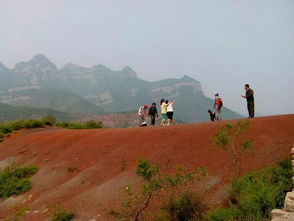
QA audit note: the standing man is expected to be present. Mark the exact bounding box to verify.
[242,84,254,118]
[213,92,223,121]
[148,103,158,126]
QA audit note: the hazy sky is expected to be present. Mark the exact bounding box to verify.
[1,0,293,116]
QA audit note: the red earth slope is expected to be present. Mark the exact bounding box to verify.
[0,114,293,220]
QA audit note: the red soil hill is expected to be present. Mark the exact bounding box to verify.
[0,115,293,220]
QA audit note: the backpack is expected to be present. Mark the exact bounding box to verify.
[219,98,223,107]
[216,98,223,108]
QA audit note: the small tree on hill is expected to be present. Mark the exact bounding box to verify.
[212,120,253,177]
[110,159,207,221]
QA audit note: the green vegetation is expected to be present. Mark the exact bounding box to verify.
[56,120,102,129]
[111,159,207,220]
[49,210,75,221]
[42,115,57,126]
[213,120,252,176]
[0,165,38,198]
[159,190,208,221]
[4,207,29,221]
[206,159,293,221]
[0,117,102,142]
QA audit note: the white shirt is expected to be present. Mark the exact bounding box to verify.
[167,103,173,112]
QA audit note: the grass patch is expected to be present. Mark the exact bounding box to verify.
[56,120,102,129]
[49,210,75,221]
[4,207,29,221]
[206,159,293,221]
[0,165,38,198]
[0,118,102,142]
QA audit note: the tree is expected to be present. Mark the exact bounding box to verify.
[213,120,253,176]
[110,159,207,221]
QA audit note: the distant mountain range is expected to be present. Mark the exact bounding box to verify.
[0,54,241,123]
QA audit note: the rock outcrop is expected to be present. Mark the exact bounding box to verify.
[271,146,294,221]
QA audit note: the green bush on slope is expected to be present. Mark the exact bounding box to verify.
[206,159,293,221]
[0,165,38,198]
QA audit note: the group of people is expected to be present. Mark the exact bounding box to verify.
[208,84,255,121]
[138,99,176,127]
[138,84,255,126]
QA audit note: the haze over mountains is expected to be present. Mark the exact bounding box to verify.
[0,54,241,123]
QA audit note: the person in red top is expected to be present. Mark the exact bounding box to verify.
[213,92,223,121]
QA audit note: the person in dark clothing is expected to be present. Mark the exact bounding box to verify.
[208,109,215,121]
[148,103,158,126]
[242,84,255,118]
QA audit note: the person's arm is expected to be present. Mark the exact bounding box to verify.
[242,89,253,98]
[168,100,176,105]
[155,107,158,117]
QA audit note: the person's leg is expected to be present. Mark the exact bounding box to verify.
[169,112,174,125]
[218,109,222,120]
[248,102,254,118]
[162,114,167,126]
[215,109,220,121]
[139,115,143,126]
[167,112,171,125]
[150,115,155,126]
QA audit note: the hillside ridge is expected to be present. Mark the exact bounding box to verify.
[0,114,293,220]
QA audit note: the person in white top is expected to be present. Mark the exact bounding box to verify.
[166,100,175,125]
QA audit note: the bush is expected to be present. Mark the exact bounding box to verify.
[6,119,44,131]
[162,190,208,221]
[205,207,239,221]
[0,124,12,134]
[0,165,38,198]
[42,115,56,126]
[206,159,293,221]
[57,120,102,129]
[85,120,102,129]
[49,210,75,221]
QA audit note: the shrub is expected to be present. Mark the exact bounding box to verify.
[49,210,75,221]
[57,121,102,129]
[206,159,293,221]
[42,115,56,126]
[6,119,44,131]
[205,207,239,221]
[162,190,208,221]
[4,207,28,221]
[112,159,206,221]
[0,124,12,134]
[0,165,38,198]
[85,120,102,128]
[56,122,69,128]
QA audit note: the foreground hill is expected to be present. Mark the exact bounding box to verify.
[0,115,293,220]
[0,54,241,122]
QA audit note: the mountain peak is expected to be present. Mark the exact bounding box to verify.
[121,66,137,78]
[14,54,57,72]
[181,75,195,81]
[30,53,52,65]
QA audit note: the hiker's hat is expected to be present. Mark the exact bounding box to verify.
[144,104,148,109]
[214,92,219,96]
